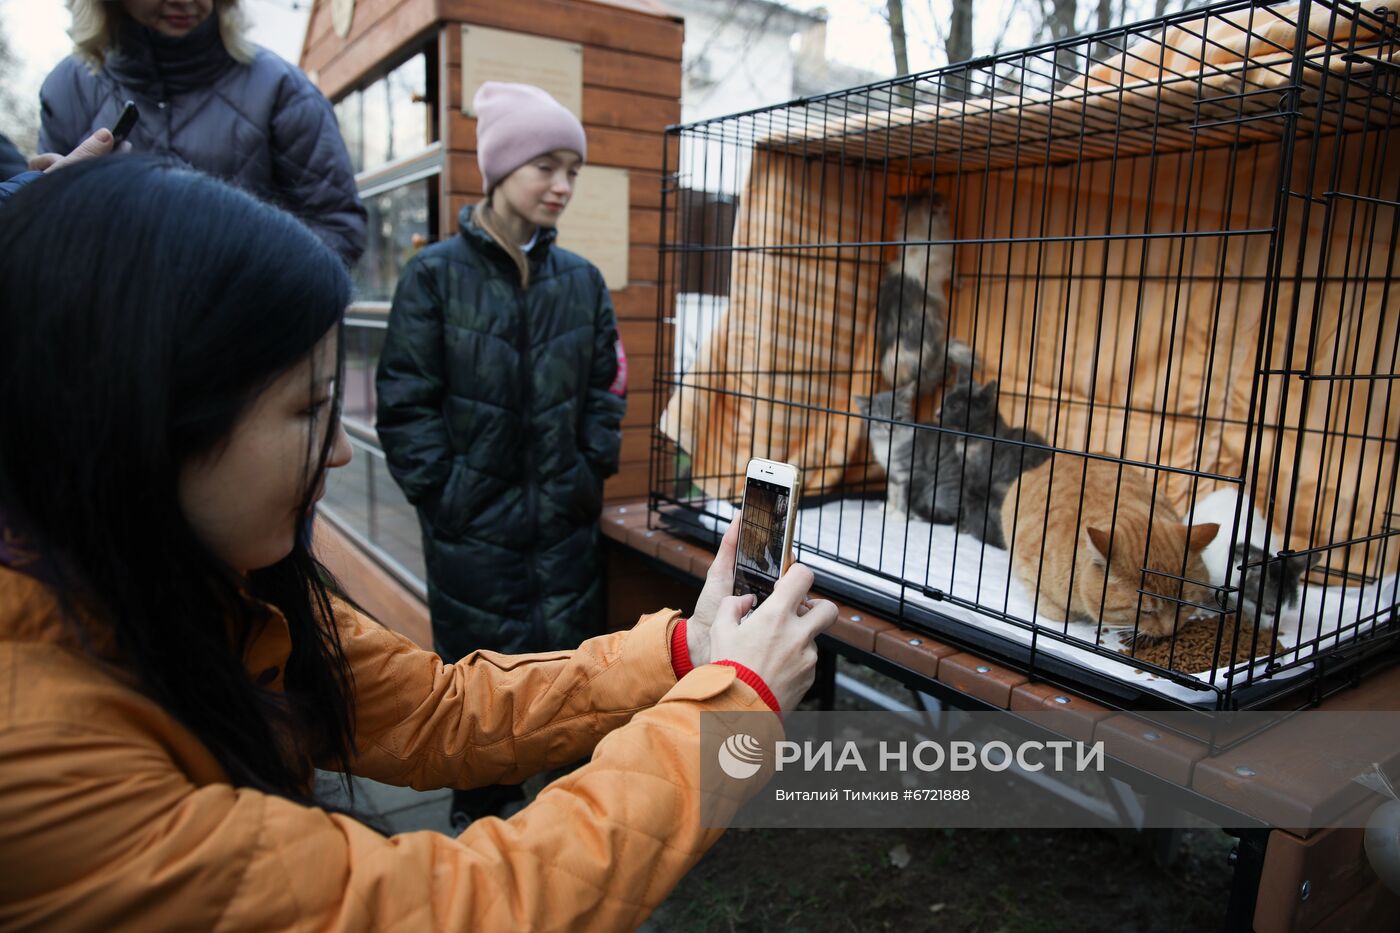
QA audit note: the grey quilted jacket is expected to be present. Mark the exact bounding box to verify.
[376,205,626,661]
[39,17,365,265]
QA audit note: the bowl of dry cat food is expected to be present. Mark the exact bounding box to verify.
[1120,618,1289,676]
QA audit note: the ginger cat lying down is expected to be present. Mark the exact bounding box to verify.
[1001,455,1220,641]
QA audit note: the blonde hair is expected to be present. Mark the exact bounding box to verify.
[474,195,531,289]
[68,0,256,68]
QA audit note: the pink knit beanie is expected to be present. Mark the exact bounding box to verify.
[474,82,587,192]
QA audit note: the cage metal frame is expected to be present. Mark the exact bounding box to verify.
[649,0,1400,711]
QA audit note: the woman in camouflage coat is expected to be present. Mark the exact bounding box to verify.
[376,82,625,665]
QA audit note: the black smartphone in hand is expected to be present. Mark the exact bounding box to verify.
[111,101,139,146]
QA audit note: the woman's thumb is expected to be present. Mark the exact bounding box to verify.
[77,128,115,156]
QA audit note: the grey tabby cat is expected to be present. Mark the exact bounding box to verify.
[1217,546,1319,627]
[856,380,1051,549]
[935,381,1052,549]
[855,384,920,518]
[875,191,976,389]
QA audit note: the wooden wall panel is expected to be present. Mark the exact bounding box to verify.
[443,38,682,99]
[438,0,683,59]
[629,170,664,209]
[582,86,680,131]
[300,0,334,64]
[306,0,437,99]
[605,462,652,499]
[617,319,655,354]
[628,246,659,284]
[612,286,661,320]
[622,393,655,428]
[304,0,397,69]
[579,45,683,99]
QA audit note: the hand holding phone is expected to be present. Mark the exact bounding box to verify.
[28,128,118,174]
[709,563,837,713]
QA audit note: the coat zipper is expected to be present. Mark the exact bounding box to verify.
[514,280,546,649]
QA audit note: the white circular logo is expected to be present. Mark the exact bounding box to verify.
[717,733,764,780]
[332,0,356,39]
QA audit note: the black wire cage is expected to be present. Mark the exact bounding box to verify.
[650,0,1400,710]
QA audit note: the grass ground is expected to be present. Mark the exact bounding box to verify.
[646,826,1235,932]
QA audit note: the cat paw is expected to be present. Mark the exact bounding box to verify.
[1128,628,1173,649]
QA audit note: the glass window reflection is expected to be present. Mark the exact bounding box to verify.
[352,180,433,302]
[386,53,429,161]
[334,90,363,174]
[335,53,429,175]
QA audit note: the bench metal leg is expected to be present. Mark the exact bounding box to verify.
[1224,828,1269,932]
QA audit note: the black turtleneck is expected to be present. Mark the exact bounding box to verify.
[104,13,238,99]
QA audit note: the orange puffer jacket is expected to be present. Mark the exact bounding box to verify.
[0,566,782,931]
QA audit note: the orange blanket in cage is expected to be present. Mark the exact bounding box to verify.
[659,3,1399,582]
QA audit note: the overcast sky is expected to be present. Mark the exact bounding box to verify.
[0,0,1066,95]
[1,0,1161,144]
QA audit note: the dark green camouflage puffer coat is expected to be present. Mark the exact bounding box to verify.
[375,205,626,661]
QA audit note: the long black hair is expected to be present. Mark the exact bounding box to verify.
[0,157,357,802]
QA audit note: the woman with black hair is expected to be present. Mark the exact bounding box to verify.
[0,157,833,930]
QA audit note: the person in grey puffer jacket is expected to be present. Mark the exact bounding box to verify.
[40,0,364,265]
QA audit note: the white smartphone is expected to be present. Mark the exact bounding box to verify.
[733,458,802,604]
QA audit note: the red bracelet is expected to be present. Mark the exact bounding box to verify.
[670,618,694,679]
[670,621,781,716]
[714,660,781,715]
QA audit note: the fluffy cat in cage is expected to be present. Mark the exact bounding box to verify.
[934,380,1052,548]
[875,191,976,389]
[856,380,1049,546]
[855,384,921,518]
[1001,456,1220,641]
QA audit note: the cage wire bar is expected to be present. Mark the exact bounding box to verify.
[650,0,1400,711]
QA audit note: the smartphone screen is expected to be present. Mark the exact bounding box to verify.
[733,476,793,603]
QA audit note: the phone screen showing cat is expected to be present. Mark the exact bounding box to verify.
[734,478,791,603]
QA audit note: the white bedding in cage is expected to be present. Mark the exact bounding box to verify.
[701,498,1395,705]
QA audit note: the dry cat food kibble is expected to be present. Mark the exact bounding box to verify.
[1120,618,1288,675]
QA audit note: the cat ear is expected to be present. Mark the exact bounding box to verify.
[1187,522,1221,551]
[1085,526,1113,564]
[1286,550,1322,575]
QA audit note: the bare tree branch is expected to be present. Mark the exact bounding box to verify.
[886,0,911,76]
